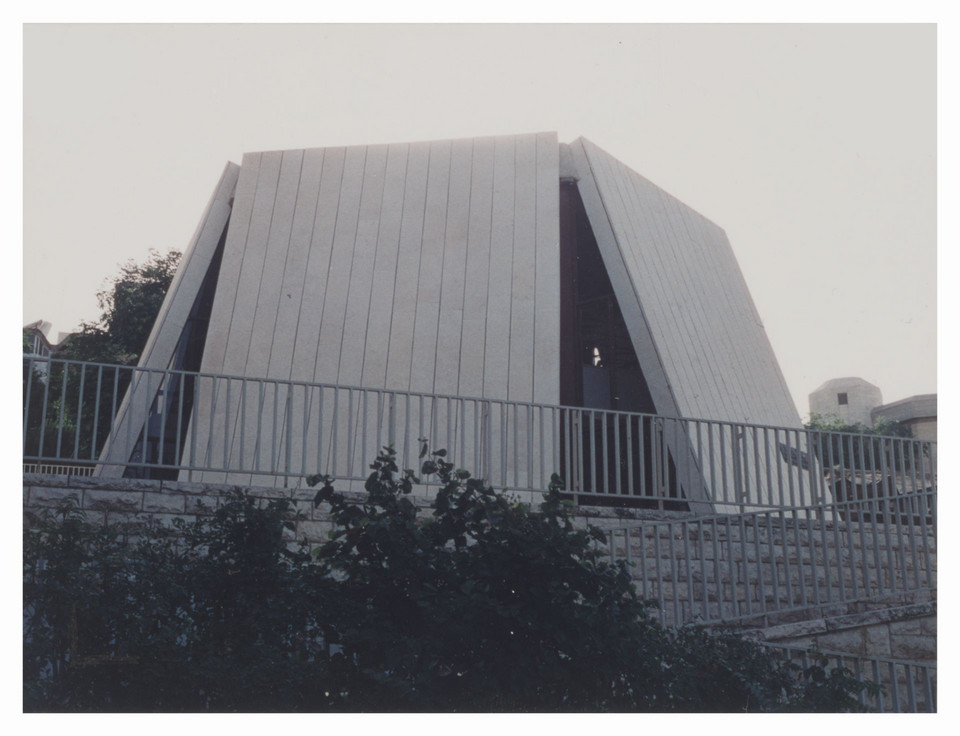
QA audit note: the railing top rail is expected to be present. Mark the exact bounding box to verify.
[21,356,937,447]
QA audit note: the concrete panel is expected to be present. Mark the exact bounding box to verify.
[571,137,804,507]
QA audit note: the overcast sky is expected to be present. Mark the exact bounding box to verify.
[22,23,936,417]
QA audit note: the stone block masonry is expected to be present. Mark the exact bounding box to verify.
[23,473,936,675]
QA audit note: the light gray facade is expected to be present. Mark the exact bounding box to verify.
[98,132,803,503]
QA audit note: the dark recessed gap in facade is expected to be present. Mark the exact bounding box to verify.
[559,179,687,509]
[124,223,229,479]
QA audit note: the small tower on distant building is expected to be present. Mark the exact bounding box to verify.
[808,377,882,426]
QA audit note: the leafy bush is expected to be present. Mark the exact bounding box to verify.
[24,446,872,712]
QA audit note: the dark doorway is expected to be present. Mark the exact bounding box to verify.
[559,178,686,508]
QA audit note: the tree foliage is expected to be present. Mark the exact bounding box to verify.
[58,249,181,365]
[24,446,872,712]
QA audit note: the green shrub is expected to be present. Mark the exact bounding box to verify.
[24,446,872,712]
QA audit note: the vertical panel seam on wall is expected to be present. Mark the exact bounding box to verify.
[426,143,454,396]
[530,134,539,403]
[476,140,496,399]
[309,152,347,382]
[218,154,265,375]
[263,152,307,382]
[239,154,286,379]
[286,149,326,381]
[505,139,517,402]
[331,147,370,383]
[453,139,477,399]
[358,145,404,388]
[405,144,433,392]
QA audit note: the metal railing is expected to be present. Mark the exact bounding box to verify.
[23,357,936,511]
[22,462,95,477]
[601,487,936,629]
[763,643,936,713]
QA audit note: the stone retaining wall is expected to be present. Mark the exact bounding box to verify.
[23,473,936,669]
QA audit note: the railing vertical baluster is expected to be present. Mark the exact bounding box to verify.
[91,365,104,460]
[766,511,780,613]
[761,426,770,508]
[362,390,368,473]
[301,385,310,476]
[285,389,293,479]
[683,521,694,622]
[404,393,411,471]
[853,659,866,710]
[739,514,751,617]
[753,511,765,615]
[725,517,737,617]
[500,403,507,487]
[444,398,452,465]
[711,517,721,622]
[843,433,860,599]
[889,661,901,713]
[539,405,545,490]
[900,440,921,591]
[271,382,280,473]
[347,389,355,477]
[527,404,534,490]
[73,365,86,460]
[639,415,647,500]
[203,376,215,476]
[55,363,68,458]
[175,370,185,467]
[239,378,247,471]
[222,379,231,470]
[719,423,728,507]
[654,526,665,626]
[614,412,622,496]
[922,665,934,713]
[601,412,609,494]
[589,410,597,495]
[317,389,324,474]
[872,658,884,712]
[906,662,917,713]
[792,507,807,608]
[418,394,424,450]
[331,390,339,475]
[22,358,35,455]
[511,402,517,488]
[806,505,821,605]
[822,438,837,605]
[139,370,152,469]
[459,398,466,471]
[876,437,898,592]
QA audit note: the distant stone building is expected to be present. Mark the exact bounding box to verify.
[872,394,937,442]
[808,376,882,426]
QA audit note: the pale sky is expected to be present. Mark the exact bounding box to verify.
[22,23,936,417]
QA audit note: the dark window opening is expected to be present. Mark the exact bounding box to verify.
[838,392,848,406]
[558,180,687,509]
[124,224,228,480]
